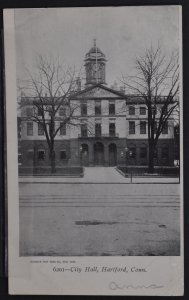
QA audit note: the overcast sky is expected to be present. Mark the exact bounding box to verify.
[15,6,180,88]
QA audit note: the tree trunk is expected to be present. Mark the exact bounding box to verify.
[148,140,155,174]
[49,145,56,174]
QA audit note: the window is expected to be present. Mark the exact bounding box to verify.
[60,123,66,135]
[140,121,146,134]
[129,121,135,134]
[59,107,66,116]
[81,123,88,137]
[27,149,34,160]
[152,106,157,115]
[27,122,33,136]
[129,106,135,115]
[162,106,168,114]
[162,147,169,159]
[129,147,136,158]
[140,107,146,115]
[38,150,45,160]
[95,123,101,137]
[109,102,115,115]
[37,107,42,116]
[95,100,101,115]
[60,150,67,160]
[162,121,168,134]
[140,147,147,158]
[109,123,116,137]
[81,102,87,116]
[38,123,44,136]
[26,107,33,116]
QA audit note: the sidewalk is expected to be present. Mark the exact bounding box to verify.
[19,167,180,184]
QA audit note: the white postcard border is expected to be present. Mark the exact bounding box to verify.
[4,7,184,296]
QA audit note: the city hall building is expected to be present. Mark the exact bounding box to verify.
[19,42,175,167]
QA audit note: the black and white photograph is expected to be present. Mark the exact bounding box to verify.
[4,5,183,295]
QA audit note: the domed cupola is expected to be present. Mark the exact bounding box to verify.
[84,39,107,86]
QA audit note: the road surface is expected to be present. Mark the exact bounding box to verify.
[19,182,180,256]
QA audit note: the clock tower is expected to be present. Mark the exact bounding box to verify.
[84,39,107,86]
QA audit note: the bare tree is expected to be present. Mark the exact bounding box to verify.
[19,55,81,173]
[122,45,179,173]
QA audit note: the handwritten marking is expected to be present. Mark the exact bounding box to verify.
[109,281,164,290]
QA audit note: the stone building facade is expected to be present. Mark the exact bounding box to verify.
[19,41,175,167]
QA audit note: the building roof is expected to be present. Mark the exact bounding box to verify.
[70,83,127,100]
[20,84,177,105]
[70,83,177,104]
[87,46,105,56]
[85,40,106,60]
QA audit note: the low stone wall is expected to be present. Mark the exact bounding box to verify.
[19,166,84,177]
[117,166,180,176]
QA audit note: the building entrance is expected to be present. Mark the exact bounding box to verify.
[94,142,104,165]
[109,143,117,166]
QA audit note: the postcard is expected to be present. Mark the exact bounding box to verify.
[4,6,183,295]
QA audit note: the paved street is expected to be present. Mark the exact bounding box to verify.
[19,181,180,256]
